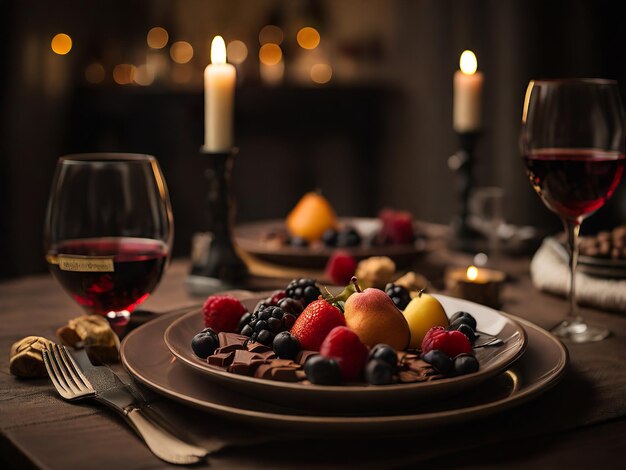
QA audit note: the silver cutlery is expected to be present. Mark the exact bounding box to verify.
[42,343,208,465]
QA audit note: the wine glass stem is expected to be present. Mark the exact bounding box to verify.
[563,218,582,324]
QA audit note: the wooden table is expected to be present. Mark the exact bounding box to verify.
[2,243,626,469]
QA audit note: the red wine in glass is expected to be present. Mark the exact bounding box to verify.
[44,154,173,328]
[47,237,168,317]
[524,148,625,221]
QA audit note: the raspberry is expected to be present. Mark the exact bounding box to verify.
[325,250,357,286]
[421,326,472,358]
[290,299,345,351]
[202,295,248,333]
[320,326,369,381]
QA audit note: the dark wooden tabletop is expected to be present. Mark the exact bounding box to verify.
[2,237,626,469]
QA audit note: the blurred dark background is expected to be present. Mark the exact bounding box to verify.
[1,0,626,278]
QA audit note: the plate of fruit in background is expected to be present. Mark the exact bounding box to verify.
[234,192,426,268]
[163,277,527,412]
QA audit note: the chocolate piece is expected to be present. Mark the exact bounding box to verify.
[214,344,245,354]
[254,363,275,380]
[229,360,266,376]
[207,351,235,368]
[398,370,429,383]
[270,367,300,382]
[257,350,277,361]
[218,332,249,348]
[295,350,318,365]
[246,342,272,354]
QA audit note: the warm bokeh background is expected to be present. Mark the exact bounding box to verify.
[2,0,626,277]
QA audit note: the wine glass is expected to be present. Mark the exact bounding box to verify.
[521,79,625,342]
[44,153,174,328]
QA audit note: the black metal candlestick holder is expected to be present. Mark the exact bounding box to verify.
[448,131,484,252]
[186,148,248,295]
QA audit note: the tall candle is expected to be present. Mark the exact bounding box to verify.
[204,36,236,152]
[453,50,483,133]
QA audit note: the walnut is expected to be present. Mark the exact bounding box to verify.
[9,336,53,378]
[57,315,120,363]
[355,256,396,289]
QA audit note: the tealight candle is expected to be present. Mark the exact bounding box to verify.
[453,50,483,133]
[204,36,236,152]
[445,265,505,308]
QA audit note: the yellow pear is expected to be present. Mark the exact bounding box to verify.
[344,278,410,350]
[286,192,338,241]
[402,292,449,349]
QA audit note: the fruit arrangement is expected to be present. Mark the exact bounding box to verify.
[265,192,420,251]
[191,276,491,386]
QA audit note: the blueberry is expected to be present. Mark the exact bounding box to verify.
[455,323,477,342]
[368,344,398,368]
[237,312,252,331]
[257,329,272,344]
[255,320,268,332]
[449,311,477,330]
[365,359,395,385]
[191,329,219,358]
[337,227,362,247]
[453,354,479,375]
[272,331,301,359]
[422,349,453,374]
[240,324,254,337]
[321,228,338,247]
[304,356,341,385]
[268,317,282,332]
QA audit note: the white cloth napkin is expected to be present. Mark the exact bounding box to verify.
[530,238,626,313]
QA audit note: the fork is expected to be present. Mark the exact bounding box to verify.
[42,343,208,465]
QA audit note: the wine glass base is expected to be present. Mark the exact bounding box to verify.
[106,310,131,331]
[550,320,610,343]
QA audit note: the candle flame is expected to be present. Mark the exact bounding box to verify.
[459,50,478,75]
[466,265,478,281]
[211,36,227,64]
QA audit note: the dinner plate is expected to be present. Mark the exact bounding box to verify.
[234,218,425,268]
[162,295,527,411]
[578,254,626,278]
[121,311,567,434]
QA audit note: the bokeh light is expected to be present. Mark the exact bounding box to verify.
[297,27,320,50]
[259,25,283,45]
[85,62,105,84]
[51,33,72,55]
[226,40,248,65]
[112,64,135,85]
[133,64,155,86]
[310,63,332,84]
[147,27,169,49]
[170,41,193,64]
[259,43,282,66]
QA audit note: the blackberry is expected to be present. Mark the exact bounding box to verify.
[285,278,321,307]
[238,305,297,346]
[384,283,411,310]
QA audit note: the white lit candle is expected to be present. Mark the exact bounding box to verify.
[204,36,236,152]
[453,50,483,133]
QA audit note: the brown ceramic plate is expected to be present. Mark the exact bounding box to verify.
[234,218,425,268]
[121,311,567,434]
[162,295,527,411]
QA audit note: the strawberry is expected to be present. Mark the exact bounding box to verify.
[421,326,472,358]
[324,250,357,285]
[290,299,345,351]
[320,326,369,381]
[202,295,248,333]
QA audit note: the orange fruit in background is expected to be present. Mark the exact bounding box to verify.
[286,192,338,241]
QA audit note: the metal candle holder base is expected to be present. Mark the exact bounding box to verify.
[186,148,248,295]
[448,131,484,252]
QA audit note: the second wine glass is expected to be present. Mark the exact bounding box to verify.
[521,79,625,342]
